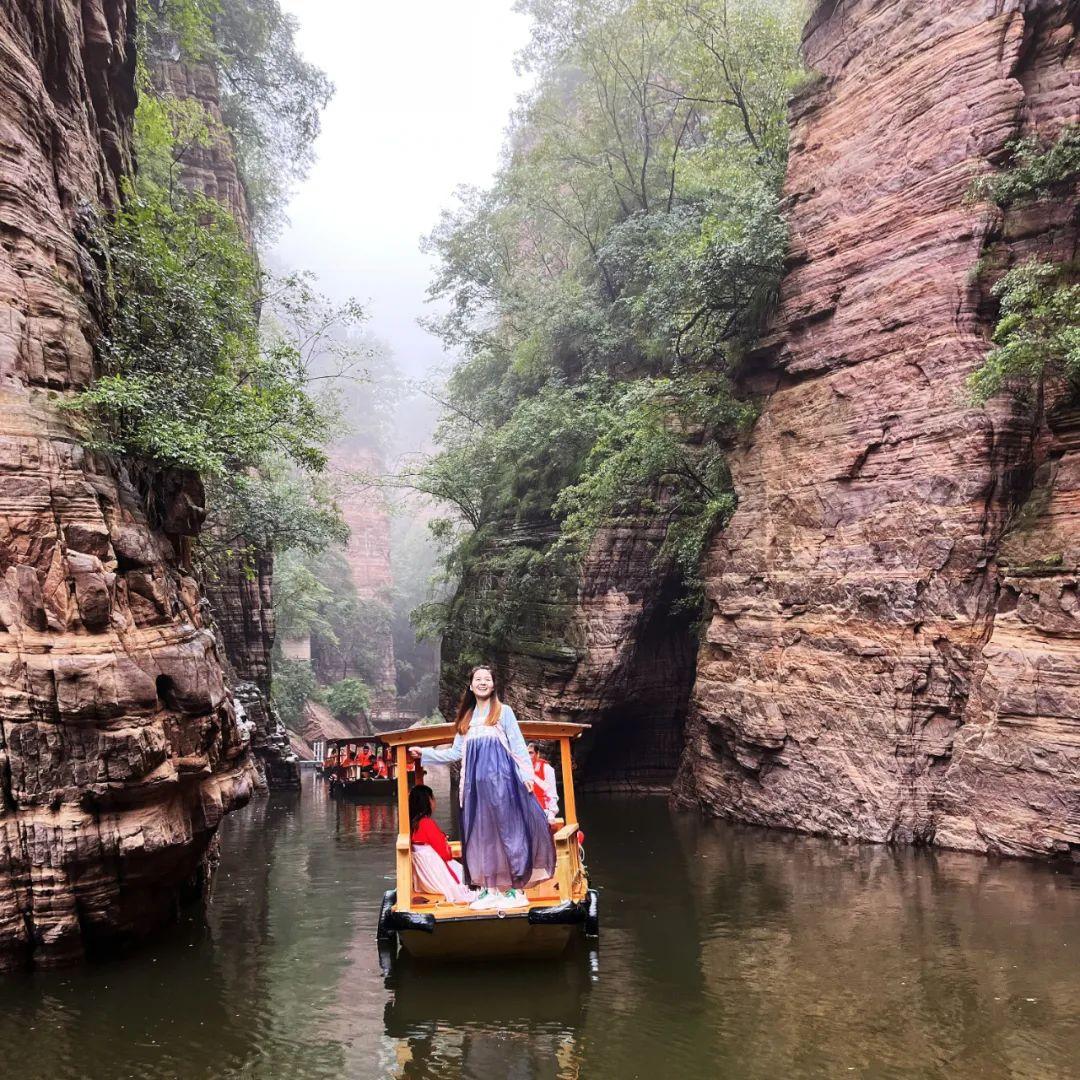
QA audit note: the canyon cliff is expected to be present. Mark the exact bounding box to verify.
[675,0,1080,862]
[440,518,696,791]
[153,54,297,789]
[0,0,257,969]
[331,447,399,723]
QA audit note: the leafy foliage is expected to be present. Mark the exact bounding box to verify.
[555,373,752,578]
[273,657,317,730]
[409,0,803,655]
[969,124,1080,209]
[139,0,333,234]
[324,677,372,722]
[969,261,1080,403]
[201,465,348,577]
[967,124,1080,406]
[273,547,392,687]
[69,183,331,478]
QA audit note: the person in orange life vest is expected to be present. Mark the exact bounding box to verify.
[373,754,389,779]
[528,743,559,823]
[350,744,365,780]
[359,744,373,767]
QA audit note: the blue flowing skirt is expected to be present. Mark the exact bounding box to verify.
[461,737,557,891]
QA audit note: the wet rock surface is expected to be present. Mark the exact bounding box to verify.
[675,0,1080,862]
[0,0,256,969]
[442,516,697,791]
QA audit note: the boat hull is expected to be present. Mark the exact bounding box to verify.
[328,775,417,799]
[398,914,577,960]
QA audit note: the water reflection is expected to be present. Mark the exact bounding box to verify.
[384,954,591,1079]
[0,777,1075,1080]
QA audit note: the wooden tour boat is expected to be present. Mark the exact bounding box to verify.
[321,737,419,799]
[376,721,599,964]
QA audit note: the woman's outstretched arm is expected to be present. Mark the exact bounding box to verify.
[420,733,464,767]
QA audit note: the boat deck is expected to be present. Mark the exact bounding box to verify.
[407,879,567,922]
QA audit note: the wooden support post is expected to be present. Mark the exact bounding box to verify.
[559,736,577,827]
[395,744,412,912]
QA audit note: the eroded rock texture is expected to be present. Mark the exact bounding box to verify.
[676,0,1080,861]
[0,0,256,969]
[441,517,697,791]
[154,53,297,788]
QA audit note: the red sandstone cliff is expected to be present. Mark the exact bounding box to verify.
[153,54,297,788]
[675,0,1079,862]
[0,0,256,969]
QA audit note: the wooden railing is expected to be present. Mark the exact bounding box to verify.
[553,822,584,901]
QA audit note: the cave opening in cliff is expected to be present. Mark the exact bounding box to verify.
[577,588,698,793]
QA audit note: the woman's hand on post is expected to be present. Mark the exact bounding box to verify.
[407,746,421,760]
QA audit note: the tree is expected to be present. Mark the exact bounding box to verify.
[409,0,805,655]
[324,677,373,722]
[139,0,334,234]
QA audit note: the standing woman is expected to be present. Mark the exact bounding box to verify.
[409,665,556,910]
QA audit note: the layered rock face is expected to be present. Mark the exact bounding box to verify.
[676,0,1079,861]
[0,0,256,969]
[442,516,697,791]
[154,54,297,788]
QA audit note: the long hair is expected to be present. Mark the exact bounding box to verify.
[454,664,503,735]
[409,784,435,834]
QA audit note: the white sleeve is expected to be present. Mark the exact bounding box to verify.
[421,732,464,767]
[500,706,534,787]
[542,762,559,818]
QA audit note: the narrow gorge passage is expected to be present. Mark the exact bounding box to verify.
[574,583,699,792]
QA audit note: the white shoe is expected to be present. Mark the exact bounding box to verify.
[497,889,529,910]
[469,888,500,911]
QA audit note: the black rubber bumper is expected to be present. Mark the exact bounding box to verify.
[388,909,437,934]
[585,888,599,937]
[527,899,587,926]
[377,889,397,941]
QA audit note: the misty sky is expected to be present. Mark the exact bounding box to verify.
[273,1,533,378]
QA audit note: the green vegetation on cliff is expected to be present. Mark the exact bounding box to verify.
[969,124,1080,404]
[68,0,356,568]
[412,0,804,661]
[970,260,1079,404]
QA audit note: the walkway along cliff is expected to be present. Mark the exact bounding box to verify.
[0,0,257,970]
[674,0,1080,862]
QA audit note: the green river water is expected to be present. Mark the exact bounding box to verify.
[0,773,1077,1080]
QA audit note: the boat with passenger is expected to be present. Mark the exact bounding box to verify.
[321,737,423,798]
[376,721,598,963]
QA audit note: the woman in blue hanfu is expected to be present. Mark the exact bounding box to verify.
[409,664,556,911]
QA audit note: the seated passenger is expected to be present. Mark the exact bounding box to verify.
[373,754,389,779]
[409,784,475,904]
[528,742,559,823]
